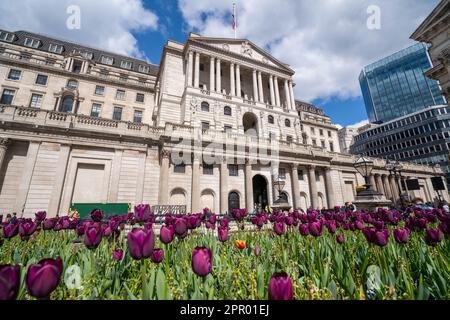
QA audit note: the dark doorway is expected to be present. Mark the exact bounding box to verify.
[228,192,240,213]
[243,112,258,136]
[252,175,268,209]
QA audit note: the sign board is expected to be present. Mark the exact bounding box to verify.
[151,205,187,215]
[71,203,131,220]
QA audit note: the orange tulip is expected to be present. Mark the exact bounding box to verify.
[235,240,246,250]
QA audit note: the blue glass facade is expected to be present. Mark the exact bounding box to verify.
[359,43,445,123]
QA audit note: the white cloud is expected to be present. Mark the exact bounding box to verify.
[348,119,369,128]
[178,0,439,102]
[0,0,158,60]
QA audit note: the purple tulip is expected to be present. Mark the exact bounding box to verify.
[336,234,345,244]
[191,247,212,277]
[219,218,229,228]
[103,226,112,237]
[160,225,174,244]
[84,225,102,249]
[218,226,228,242]
[425,228,441,246]
[76,224,85,236]
[19,219,38,241]
[174,218,188,238]
[393,228,410,244]
[273,221,285,235]
[186,215,198,229]
[439,221,450,236]
[268,272,294,300]
[373,229,390,247]
[127,228,155,260]
[299,224,309,236]
[90,209,103,222]
[0,264,21,300]
[326,221,336,234]
[3,223,19,239]
[112,249,124,261]
[373,221,384,230]
[308,221,323,237]
[35,211,47,222]
[43,218,57,230]
[208,214,217,224]
[254,244,261,256]
[26,257,63,299]
[134,204,151,223]
[150,248,164,263]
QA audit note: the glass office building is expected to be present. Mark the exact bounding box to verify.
[359,43,445,123]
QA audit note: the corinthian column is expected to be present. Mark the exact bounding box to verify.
[284,79,291,109]
[252,70,259,102]
[187,51,193,87]
[324,167,336,209]
[216,58,221,93]
[194,51,200,88]
[258,71,264,103]
[236,64,241,97]
[289,81,296,110]
[382,175,392,200]
[209,56,215,92]
[0,138,10,171]
[269,75,275,106]
[230,63,235,96]
[274,76,280,107]
[308,165,318,210]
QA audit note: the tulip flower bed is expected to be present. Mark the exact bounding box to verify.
[1,206,450,300]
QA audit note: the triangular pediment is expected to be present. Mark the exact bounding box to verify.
[411,0,449,40]
[190,36,294,74]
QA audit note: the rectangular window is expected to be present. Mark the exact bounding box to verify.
[298,170,304,180]
[120,60,132,69]
[48,43,64,54]
[328,131,331,137]
[0,31,14,42]
[136,93,145,103]
[29,93,43,108]
[24,38,40,48]
[321,140,325,148]
[90,103,102,117]
[319,129,324,136]
[139,65,150,73]
[201,121,210,131]
[174,163,186,174]
[113,107,122,121]
[7,69,21,80]
[286,135,293,143]
[312,139,317,146]
[101,55,114,65]
[315,170,320,182]
[95,85,105,96]
[278,168,286,180]
[330,142,334,152]
[228,164,239,177]
[0,89,15,105]
[203,163,214,175]
[35,74,48,85]
[116,89,125,100]
[224,125,232,133]
[133,110,143,123]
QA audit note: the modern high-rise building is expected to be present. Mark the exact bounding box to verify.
[359,43,445,123]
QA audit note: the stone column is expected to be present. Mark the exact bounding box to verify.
[187,51,193,87]
[290,164,301,209]
[308,165,319,210]
[230,63,235,96]
[258,71,264,103]
[48,144,71,215]
[158,149,170,204]
[389,175,399,202]
[289,80,296,110]
[252,69,259,102]
[375,174,385,195]
[284,79,291,109]
[216,58,221,93]
[220,158,228,213]
[269,75,275,106]
[135,151,146,204]
[324,167,336,209]
[209,56,215,92]
[194,52,200,88]
[370,174,377,192]
[191,154,201,213]
[274,76,281,107]
[109,149,123,202]
[382,175,392,199]
[15,141,40,214]
[0,138,10,171]
[245,159,254,210]
[236,64,241,98]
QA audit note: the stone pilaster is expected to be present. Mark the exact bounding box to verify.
[187,51,194,87]
[284,79,291,109]
[0,138,11,171]
[290,164,301,209]
[324,167,336,209]
[236,64,241,98]
[15,141,40,214]
[48,144,71,215]
[245,159,254,210]
[308,165,319,210]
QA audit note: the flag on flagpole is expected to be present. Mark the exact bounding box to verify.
[232,3,237,39]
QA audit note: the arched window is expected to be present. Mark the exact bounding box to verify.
[60,95,74,113]
[66,79,78,90]
[228,192,240,213]
[201,101,210,112]
[285,119,291,127]
[224,106,232,116]
[268,115,274,124]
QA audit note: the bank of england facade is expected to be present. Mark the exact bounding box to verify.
[0,29,447,217]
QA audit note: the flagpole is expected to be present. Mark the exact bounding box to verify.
[233,3,237,39]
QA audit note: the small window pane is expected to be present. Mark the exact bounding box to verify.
[203,163,214,175]
[201,102,210,112]
[224,106,232,116]
[133,110,143,123]
[174,163,186,173]
[95,85,105,95]
[268,115,274,124]
[0,89,15,105]
[113,107,122,121]
[91,103,102,117]
[116,90,125,100]
[121,61,132,69]
[7,69,21,80]
[36,74,48,85]
[136,93,145,103]
[67,80,78,89]
[101,56,114,65]
[228,164,238,177]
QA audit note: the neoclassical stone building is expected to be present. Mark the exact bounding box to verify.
[0,29,447,217]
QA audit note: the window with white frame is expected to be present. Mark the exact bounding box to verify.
[48,43,64,54]
[101,55,114,65]
[138,65,150,73]
[35,74,48,86]
[0,89,15,105]
[94,85,105,96]
[29,93,43,108]
[228,164,239,177]
[90,103,102,117]
[113,107,122,121]
[7,69,21,80]
[133,110,143,123]
[115,89,125,100]
[121,60,133,69]
[66,79,78,90]
[136,93,145,103]
[0,31,15,42]
[24,38,40,48]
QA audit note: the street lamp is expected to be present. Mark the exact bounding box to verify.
[353,156,374,191]
[273,177,286,200]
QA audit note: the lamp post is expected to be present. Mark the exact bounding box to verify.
[273,176,286,201]
[353,156,375,193]
[385,159,404,207]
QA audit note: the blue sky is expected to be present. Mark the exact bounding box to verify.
[0,0,438,127]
